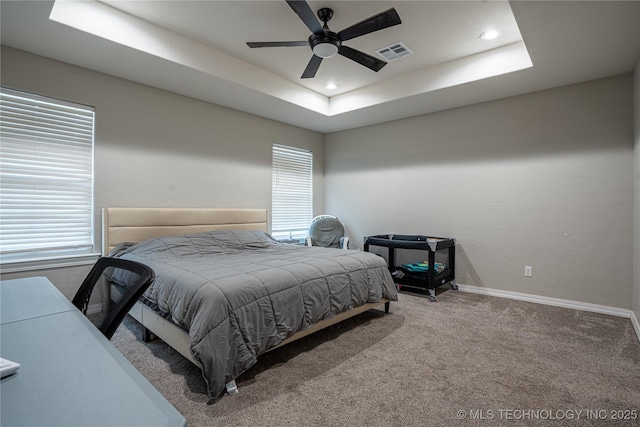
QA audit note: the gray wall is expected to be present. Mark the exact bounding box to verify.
[0,46,324,298]
[1,46,637,312]
[634,58,640,321]
[325,75,634,309]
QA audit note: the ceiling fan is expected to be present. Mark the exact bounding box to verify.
[246,0,402,79]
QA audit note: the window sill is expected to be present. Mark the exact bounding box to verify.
[277,238,305,245]
[0,253,101,274]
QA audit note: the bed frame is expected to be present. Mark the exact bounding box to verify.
[102,207,389,367]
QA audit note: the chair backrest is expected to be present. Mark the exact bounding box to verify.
[308,215,346,248]
[72,257,154,340]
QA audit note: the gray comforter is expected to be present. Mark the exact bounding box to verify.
[113,230,397,399]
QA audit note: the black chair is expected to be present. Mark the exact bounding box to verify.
[72,257,155,340]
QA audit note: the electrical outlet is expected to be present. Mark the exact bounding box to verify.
[524,266,533,277]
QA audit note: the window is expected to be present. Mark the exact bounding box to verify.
[271,144,312,240]
[0,88,95,264]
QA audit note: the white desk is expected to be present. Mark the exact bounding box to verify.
[1,276,76,324]
[0,277,187,427]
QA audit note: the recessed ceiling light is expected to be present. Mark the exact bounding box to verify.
[325,83,339,90]
[480,29,502,41]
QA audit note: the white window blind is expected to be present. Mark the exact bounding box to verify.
[0,88,95,262]
[272,144,312,240]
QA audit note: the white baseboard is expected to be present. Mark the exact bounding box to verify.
[457,283,634,320]
[631,311,640,344]
[457,283,640,345]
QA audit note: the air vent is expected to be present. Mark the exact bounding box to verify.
[375,42,413,61]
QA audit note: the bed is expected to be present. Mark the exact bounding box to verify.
[102,208,397,400]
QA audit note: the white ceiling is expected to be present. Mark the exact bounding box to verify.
[101,0,525,96]
[2,1,640,133]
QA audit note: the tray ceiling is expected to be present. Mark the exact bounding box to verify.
[2,1,639,133]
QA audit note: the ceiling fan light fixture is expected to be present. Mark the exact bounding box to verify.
[480,29,502,41]
[313,42,339,58]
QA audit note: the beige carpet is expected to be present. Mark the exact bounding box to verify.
[112,290,640,427]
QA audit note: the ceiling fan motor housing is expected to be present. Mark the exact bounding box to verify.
[309,7,339,58]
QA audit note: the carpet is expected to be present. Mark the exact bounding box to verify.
[112,290,640,426]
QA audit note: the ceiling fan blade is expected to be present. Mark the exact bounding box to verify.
[301,55,323,79]
[286,0,324,35]
[338,45,387,72]
[337,8,401,42]
[247,41,308,48]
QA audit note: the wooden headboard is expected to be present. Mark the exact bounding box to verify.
[102,208,268,255]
